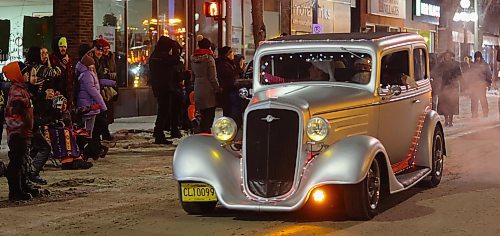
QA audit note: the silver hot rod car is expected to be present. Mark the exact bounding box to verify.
[173,32,445,220]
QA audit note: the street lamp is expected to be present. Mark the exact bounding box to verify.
[453,0,480,51]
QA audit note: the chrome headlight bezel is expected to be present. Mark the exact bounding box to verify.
[306,117,330,142]
[212,117,237,143]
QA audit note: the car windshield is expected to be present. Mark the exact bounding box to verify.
[259,51,372,85]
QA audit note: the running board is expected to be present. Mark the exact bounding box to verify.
[395,166,431,188]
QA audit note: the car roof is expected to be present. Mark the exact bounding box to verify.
[260,32,426,55]
[269,32,413,42]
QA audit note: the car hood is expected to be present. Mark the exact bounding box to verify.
[250,84,377,116]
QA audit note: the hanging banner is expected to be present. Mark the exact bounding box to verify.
[368,0,406,19]
[96,26,116,52]
[0,20,11,61]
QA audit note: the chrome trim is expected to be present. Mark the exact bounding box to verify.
[242,101,306,202]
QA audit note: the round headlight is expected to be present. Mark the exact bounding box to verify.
[212,117,237,142]
[306,117,330,142]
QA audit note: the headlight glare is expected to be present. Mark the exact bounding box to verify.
[306,117,330,142]
[212,117,237,142]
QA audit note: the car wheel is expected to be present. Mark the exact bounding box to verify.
[425,127,444,187]
[181,201,217,215]
[344,158,381,220]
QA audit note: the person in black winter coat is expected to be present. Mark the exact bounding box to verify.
[216,46,242,129]
[149,36,184,144]
[437,51,462,127]
[25,46,62,185]
[469,51,492,118]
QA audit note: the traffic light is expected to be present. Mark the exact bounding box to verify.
[203,2,220,17]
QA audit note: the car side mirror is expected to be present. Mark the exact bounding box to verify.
[239,88,252,100]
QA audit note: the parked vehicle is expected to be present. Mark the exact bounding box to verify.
[173,32,446,220]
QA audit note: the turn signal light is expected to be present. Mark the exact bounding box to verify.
[312,189,325,203]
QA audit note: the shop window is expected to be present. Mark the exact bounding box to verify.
[413,48,427,81]
[375,25,389,32]
[93,0,127,87]
[389,27,400,32]
[380,50,409,87]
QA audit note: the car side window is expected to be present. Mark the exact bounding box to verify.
[413,48,427,81]
[380,50,409,88]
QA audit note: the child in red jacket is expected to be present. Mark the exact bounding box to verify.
[2,61,40,201]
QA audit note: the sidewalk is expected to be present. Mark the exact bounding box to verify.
[444,91,500,137]
[1,95,498,150]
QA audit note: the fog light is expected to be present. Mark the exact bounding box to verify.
[312,189,325,203]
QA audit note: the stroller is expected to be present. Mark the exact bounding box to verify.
[45,96,102,169]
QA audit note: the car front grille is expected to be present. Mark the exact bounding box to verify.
[245,108,299,198]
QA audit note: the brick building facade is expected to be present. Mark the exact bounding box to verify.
[53,0,94,60]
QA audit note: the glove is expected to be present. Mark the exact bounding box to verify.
[109,72,117,80]
[91,103,100,111]
[54,67,62,76]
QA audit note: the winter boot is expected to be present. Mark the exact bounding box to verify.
[6,168,32,201]
[73,159,93,170]
[99,145,109,159]
[170,128,182,139]
[29,172,48,185]
[61,161,77,170]
[22,174,42,197]
[154,135,173,144]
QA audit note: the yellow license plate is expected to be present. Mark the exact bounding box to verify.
[180,183,217,202]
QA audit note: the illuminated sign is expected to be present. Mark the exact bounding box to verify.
[203,2,220,17]
[369,0,406,19]
[413,0,440,25]
[416,0,440,17]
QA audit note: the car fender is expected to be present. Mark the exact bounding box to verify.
[173,135,241,186]
[301,135,402,193]
[414,109,445,168]
[173,135,258,209]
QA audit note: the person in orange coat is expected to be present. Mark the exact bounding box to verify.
[2,61,41,201]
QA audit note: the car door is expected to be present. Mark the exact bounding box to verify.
[377,47,424,173]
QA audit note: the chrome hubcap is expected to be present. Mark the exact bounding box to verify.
[434,135,444,177]
[367,161,380,210]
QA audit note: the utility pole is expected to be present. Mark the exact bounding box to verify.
[312,0,318,25]
[226,0,232,47]
[217,0,224,49]
[474,0,480,51]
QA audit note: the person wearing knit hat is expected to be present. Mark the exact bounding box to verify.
[218,46,233,59]
[50,36,75,107]
[2,61,29,83]
[2,61,40,201]
[92,38,117,143]
[95,38,110,48]
[469,51,493,118]
[81,51,95,68]
[192,35,219,133]
[215,46,242,129]
[75,48,115,160]
[197,35,212,50]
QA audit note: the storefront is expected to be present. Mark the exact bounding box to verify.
[406,0,439,52]
[291,0,352,34]
[0,1,53,70]
[357,0,406,32]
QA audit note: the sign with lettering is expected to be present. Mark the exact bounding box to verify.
[413,0,440,25]
[312,24,323,34]
[368,0,406,19]
[96,26,116,52]
[292,0,334,33]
